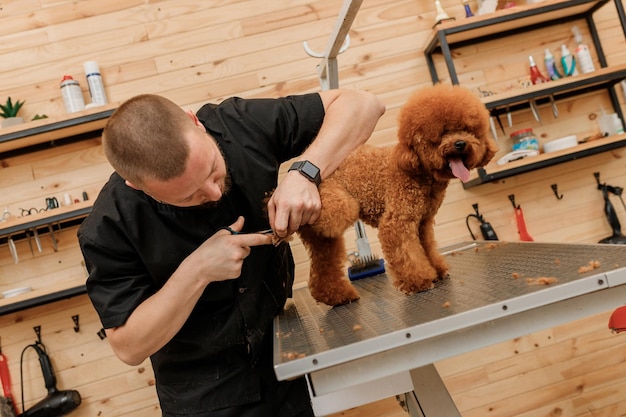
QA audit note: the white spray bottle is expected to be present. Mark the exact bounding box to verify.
[572,26,595,74]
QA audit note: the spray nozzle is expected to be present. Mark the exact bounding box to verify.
[572,25,583,44]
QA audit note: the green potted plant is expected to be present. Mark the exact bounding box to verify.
[0,97,25,128]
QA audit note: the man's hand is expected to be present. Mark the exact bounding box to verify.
[267,171,321,238]
[191,216,274,281]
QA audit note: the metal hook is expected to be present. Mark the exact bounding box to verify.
[303,34,351,58]
[72,315,80,333]
[551,184,563,200]
[508,194,518,209]
[97,328,107,340]
[33,325,42,344]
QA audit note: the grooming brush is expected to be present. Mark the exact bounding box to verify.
[347,220,385,281]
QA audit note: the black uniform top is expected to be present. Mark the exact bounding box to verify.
[78,94,324,415]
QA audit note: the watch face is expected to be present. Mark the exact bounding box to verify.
[301,161,319,179]
[289,160,320,185]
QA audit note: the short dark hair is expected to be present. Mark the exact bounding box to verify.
[103,94,193,186]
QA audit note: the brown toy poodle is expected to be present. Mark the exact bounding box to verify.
[298,84,498,306]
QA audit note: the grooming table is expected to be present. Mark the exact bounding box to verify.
[274,241,626,416]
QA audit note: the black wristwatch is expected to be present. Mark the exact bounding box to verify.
[288,160,321,187]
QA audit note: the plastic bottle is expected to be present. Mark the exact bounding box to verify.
[463,0,474,17]
[510,128,540,151]
[84,61,107,106]
[543,49,560,81]
[572,26,595,74]
[60,75,85,113]
[612,113,625,134]
[560,44,578,76]
[529,55,549,84]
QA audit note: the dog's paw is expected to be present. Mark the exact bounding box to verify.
[393,278,436,295]
[309,280,360,307]
[435,266,450,280]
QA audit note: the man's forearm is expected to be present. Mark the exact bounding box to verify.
[106,260,207,365]
[304,89,385,179]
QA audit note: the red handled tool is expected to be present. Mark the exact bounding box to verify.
[609,306,626,333]
[509,195,534,242]
[0,344,18,416]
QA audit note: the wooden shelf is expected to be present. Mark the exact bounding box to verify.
[481,64,626,111]
[464,133,626,187]
[424,0,609,56]
[0,285,86,315]
[0,201,92,237]
[0,106,116,314]
[0,102,118,154]
[0,203,93,315]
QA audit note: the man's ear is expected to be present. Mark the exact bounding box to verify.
[125,180,141,190]
[187,109,202,127]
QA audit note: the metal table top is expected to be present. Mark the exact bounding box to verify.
[274,241,626,382]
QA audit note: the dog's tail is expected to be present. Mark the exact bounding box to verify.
[347,220,386,280]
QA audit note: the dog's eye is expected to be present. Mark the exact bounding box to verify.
[435,130,450,142]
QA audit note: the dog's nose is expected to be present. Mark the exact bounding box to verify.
[454,140,466,151]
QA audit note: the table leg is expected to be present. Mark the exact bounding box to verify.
[403,364,462,417]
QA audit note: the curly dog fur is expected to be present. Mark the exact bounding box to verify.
[298,84,498,306]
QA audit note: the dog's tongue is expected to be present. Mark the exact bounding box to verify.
[449,158,470,183]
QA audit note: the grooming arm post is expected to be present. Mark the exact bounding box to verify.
[304,0,379,274]
[303,0,363,90]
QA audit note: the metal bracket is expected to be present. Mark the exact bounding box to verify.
[97,328,107,340]
[33,325,42,344]
[551,184,564,200]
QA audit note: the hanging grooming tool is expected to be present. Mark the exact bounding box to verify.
[24,230,35,256]
[549,94,558,118]
[18,342,81,417]
[489,117,498,140]
[594,172,626,244]
[495,113,505,134]
[509,195,534,241]
[7,237,18,264]
[31,229,42,253]
[505,105,512,127]
[47,225,58,252]
[347,220,385,281]
[529,99,541,122]
[465,203,498,240]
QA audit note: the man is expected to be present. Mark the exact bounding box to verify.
[78,89,385,416]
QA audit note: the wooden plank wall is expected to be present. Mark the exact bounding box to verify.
[1,0,626,416]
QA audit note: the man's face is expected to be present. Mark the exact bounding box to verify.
[138,123,229,208]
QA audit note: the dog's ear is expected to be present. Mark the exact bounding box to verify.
[393,141,421,173]
[480,137,499,167]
